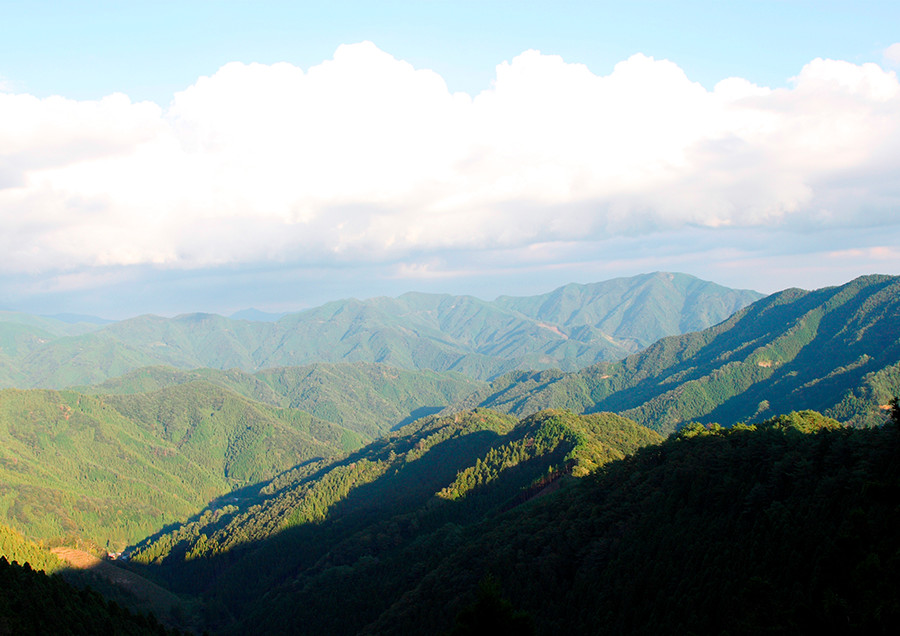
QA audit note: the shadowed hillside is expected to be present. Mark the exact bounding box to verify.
[364,409,900,635]
[93,405,900,635]
[122,409,661,633]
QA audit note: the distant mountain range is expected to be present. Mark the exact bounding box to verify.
[0,272,762,387]
[43,313,113,325]
[3,273,897,552]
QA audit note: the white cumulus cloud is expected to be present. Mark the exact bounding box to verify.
[1,42,900,275]
[884,43,900,67]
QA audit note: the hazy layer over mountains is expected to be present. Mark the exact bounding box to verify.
[0,272,762,387]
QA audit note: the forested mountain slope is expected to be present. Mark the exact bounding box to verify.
[0,382,361,547]
[0,273,761,387]
[464,274,900,432]
[116,407,900,635]
[1,519,194,632]
[75,362,485,438]
[123,409,662,634]
[495,271,759,350]
[0,521,65,574]
[363,409,900,635]
[0,312,104,386]
[0,555,183,636]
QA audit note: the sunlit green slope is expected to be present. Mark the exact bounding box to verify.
[75,361,485,438]
[0,521,65,573]
[0,382,360,547]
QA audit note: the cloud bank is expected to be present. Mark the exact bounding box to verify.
[2,41,899,276]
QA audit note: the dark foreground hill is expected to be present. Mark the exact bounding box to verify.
[465,274,900,432]
[0,555,185,636]
[0,273,761,387]
[365,409,900,635]
[122,407,900,635]
[1,520,184,634]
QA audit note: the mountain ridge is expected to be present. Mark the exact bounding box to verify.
[463,274,900,432]
[0,272,763,387]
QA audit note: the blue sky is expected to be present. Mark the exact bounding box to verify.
[1,1,899,318]
[3,1,898,102]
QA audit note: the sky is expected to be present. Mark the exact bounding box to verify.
[1,1,899,319]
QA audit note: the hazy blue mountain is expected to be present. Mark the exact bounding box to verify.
[1,273,762,387]
[495,271,762,349]
[0,311,105,337]
[0,313,110,386]
[465,274,900,432]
